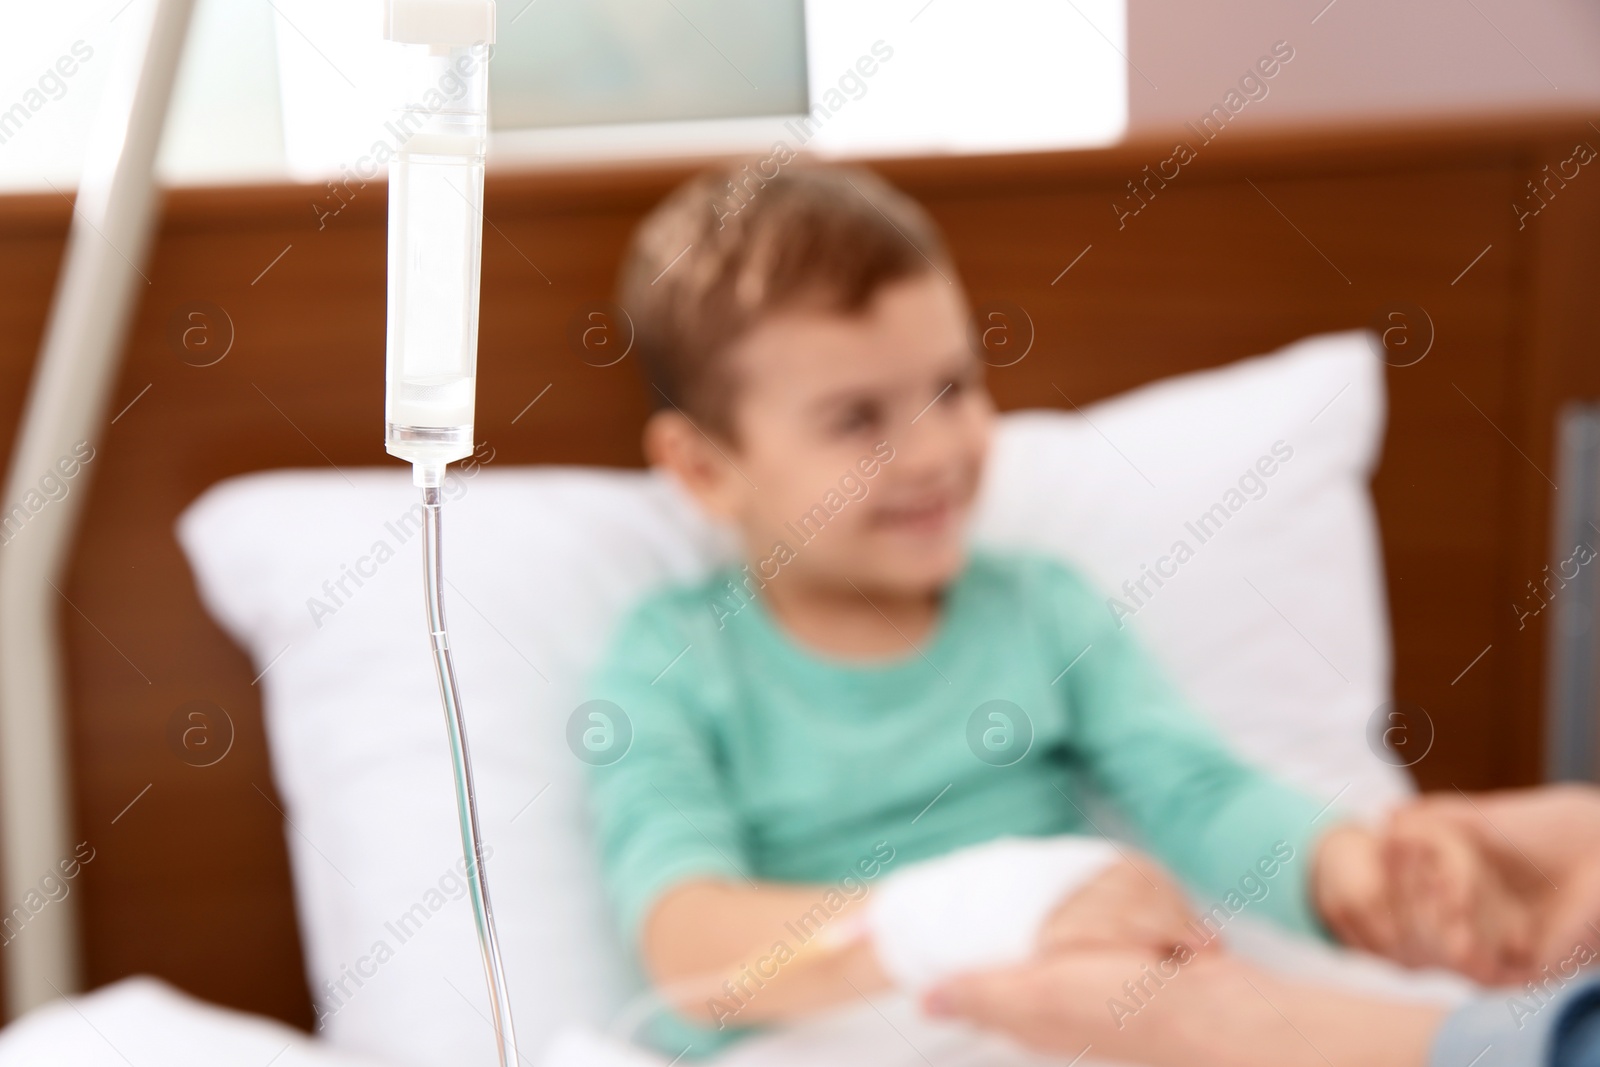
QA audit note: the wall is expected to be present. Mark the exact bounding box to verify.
[1129,0,1600,133]
[4,0,1597,191]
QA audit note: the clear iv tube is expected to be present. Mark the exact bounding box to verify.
[422,480,519,1067]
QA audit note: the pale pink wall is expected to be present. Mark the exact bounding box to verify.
[1128,0,1600,133]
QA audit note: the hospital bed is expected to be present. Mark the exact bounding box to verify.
[0,113,1595,1061]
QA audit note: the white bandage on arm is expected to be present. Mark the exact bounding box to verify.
[864,835,1120,990]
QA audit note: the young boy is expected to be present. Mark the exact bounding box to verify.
[583,162,1528,1055]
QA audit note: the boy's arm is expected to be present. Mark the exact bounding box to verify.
[1046,575,1525,975]
[641,880,890,1028]
[645,841,1195,1027]
[585,598,889,1030]
[1043,560,1351,940]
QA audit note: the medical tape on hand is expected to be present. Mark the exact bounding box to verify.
[864,834,1120,990]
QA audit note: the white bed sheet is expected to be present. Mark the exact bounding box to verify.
[0,977,393,1067]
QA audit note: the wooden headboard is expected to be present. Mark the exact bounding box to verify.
[0,112,1596,1028]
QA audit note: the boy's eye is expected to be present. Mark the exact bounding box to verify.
[925,369,974,410]
[831,400,881,436]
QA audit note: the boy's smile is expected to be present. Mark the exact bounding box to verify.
[646,269,994,657]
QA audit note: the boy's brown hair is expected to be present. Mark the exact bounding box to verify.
[617,161,955,439]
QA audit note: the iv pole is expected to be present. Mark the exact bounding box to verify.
[0,0,198,1018]
[1,8,519,1063]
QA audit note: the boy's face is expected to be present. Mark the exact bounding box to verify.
[650,270,994,596]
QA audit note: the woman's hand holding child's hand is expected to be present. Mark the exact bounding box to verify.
[1315,811,1537,983]
[1379,786,1600,985]
[1037,850,1201,958]
[1033,816,1542,986]
[1382,806,1534,983]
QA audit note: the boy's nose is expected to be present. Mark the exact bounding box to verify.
[891,405,974,480]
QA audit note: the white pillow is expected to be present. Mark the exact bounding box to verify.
[971,330,1409,818]
[176,329,1409,1067]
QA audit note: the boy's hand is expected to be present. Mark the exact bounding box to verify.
[1313,821,1403,956]
[1383,808,1534,983]
[1038,850,1200,957]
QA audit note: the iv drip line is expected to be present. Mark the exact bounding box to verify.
[422,477,519,1065]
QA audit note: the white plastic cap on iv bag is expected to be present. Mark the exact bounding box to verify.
[382,0,497,485]
[385,0,497,45]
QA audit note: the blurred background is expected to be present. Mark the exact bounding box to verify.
[1,0,1599,1051]
[4,0,1599,190]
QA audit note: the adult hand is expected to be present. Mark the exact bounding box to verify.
[924,947,1222,1063]
[1315,804,1544,982]
[1401,784,1600,977]
[1383,803,1535,983]
[923,947,1443,1067]
[1037,850,1200,957]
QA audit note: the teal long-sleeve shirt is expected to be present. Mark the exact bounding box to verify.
[585,549,1336,1044]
